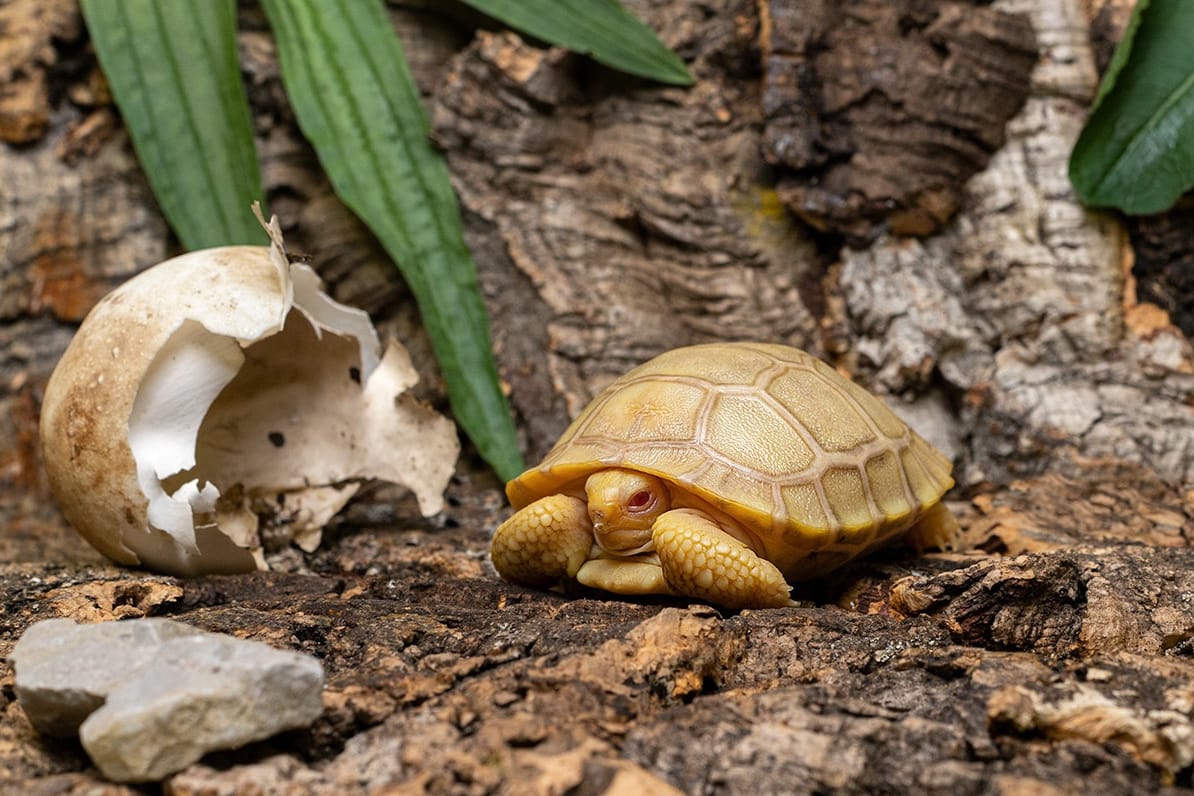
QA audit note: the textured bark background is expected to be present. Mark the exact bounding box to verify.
[759,0,1038,241]
[3,0,1194,793]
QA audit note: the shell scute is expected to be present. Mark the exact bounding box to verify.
[629,344,775,385]
[865,450,913,522]
[821,467,874,532]
[901,446,943,505]
[703,393,816,477]
[766,368,877,452]
[695,459,774,515]
[582,379,706,443]
[780,483,831,543]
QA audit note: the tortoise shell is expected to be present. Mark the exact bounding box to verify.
[506,342,954,578]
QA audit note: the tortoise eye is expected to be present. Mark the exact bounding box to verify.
[628,489,653,511]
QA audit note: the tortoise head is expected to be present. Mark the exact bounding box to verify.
[584,469,670,556]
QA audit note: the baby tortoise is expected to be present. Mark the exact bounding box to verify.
[491,342,958,609]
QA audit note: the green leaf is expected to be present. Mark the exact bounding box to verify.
[1087,0,1149,110]
[459,0,693,86]
[80,0,266,248]
[1069,0,1194,214]
[262,0,525,481]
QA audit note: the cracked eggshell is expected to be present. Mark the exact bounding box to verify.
[39,231,460,576]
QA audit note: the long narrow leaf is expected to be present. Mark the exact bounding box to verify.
[80,0,266,248]
[1069,0,1194,214]
[460,0,693,86]
[262,0,524,481]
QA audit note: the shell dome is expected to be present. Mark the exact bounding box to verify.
[506,342,953,578]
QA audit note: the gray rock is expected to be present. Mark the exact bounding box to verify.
[8,617,325,782]
[9,617,203,737]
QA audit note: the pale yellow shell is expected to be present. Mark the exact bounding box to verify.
[506,342,954,578]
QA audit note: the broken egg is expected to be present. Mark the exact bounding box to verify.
[39,214,459,576]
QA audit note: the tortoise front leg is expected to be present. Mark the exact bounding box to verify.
[491,495,593,587]
[651,509,792,609]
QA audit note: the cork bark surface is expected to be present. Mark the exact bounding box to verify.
[2,0,1193,793]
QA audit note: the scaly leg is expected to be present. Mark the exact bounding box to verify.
[902,501,960,552]
[490,495,593,587]
[652,509,792,609]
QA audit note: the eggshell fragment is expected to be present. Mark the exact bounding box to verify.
[39,217,460,576]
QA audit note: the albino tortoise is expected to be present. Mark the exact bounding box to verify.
[490,342,958,609]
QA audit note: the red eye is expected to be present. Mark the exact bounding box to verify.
[628,490,653,511]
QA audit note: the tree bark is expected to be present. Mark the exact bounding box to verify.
[2,0,1193,793]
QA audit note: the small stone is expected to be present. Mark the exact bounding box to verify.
[9,618,325,782]
[9,617,202,737]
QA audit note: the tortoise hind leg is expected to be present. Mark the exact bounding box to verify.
[491,495,593,587]
[652,509,792,609]
[902,501,960,552]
